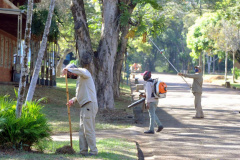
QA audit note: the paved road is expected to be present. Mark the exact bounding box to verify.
[132,73,240,160]
[52,73,240,160]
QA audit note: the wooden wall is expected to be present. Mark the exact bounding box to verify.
[0,29,17,82]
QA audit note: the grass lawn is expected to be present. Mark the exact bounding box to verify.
[1,138,137,160]
[0,78,137,159]
[0,78,133,133]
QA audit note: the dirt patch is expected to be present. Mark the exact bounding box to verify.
[204,75,224,83]
[96,108,134,124]
[0,148,17,156]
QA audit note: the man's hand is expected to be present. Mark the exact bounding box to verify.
[62,68,68,76]
[139,93,146,98]
[146,103,150,110]
[67,99,74,107]
[178,72,183,76]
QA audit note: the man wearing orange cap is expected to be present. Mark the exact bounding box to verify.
[140,71,164,134]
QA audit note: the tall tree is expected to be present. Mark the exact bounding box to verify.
[16,0,34,118]
[113,2,136,97]
[56,47,73,77]
[26,0,56,102]
[71,0,163,109]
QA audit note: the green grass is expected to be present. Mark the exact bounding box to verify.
[0,78,133,133]
[0,78,136,159]
[230,83,240,89]
[119,83,131,92]
[0,138,137,160]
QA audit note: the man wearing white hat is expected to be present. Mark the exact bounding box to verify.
[62,64,98,156]
[178,66,204,119]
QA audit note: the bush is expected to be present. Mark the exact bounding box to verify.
[0,96,52,151]
[70,59,80,66]
[231,67,240,80]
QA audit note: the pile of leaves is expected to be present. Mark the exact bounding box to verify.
[204,75,224,83]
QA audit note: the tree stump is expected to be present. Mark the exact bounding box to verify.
[136,84,144,91]
[132,74,135,79]
[225,81,230,88]
[133,101,145,124]
[135,78,139,84]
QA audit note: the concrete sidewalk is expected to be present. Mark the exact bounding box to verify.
[52,73,240,160]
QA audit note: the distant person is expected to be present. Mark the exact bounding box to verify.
[62,64,98,156]
[140,71,164,134]
[178,66,204,119]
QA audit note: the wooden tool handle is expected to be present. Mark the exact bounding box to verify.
[65,75,73,147]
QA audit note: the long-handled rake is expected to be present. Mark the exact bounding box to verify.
[55,75,75,154]
[65,75,73,147]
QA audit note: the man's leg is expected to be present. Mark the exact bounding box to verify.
[152,102,162,127]
[148,102,156,132]
[152,102,163,132]
[82,102,98,155]
[79,107,88,155]
[194,93,204,118]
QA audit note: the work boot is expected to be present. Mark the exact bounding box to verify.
[192,116,204,119]
[144,130,154,134]
[79,153,88,156]
[156,126,164,132]
[88,153,98,156]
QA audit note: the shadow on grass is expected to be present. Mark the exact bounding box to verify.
[0,138,137,160]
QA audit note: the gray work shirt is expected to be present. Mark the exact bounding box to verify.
[68,68,98,107]
[183,72,203,93]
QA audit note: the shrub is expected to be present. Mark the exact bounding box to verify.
[70,59,79,66]
[0,96,52,151]
[231,67,240,80]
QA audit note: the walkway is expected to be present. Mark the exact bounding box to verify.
[52,73,240,160]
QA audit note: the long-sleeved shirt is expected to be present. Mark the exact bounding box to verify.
[145,79,158,104]
[183,72,203,93]
[68,68,97,107]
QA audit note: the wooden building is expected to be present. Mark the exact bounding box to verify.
[0,0,26,82]
[0,0,57,86]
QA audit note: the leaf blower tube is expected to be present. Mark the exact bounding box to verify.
[149,38,191,89]
[128,98,145,108]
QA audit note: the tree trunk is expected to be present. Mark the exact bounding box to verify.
[113,4,135,97]
[71,0,94,72]
[16,0,34,118]
[213,55,215,73]
[225,51,228,81]
[94,1,120,109]
[71,1,120,109]
[56,48,72,77]
[202,52,205,75]
[232,51,235,83]
[25,0,56,102]
[113,45,126,98]
[199,51,202,67]
[207,55,211,74]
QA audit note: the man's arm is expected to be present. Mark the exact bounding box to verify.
[68,68,91,78]
[178,73,201,79]
[145,82,152,109]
